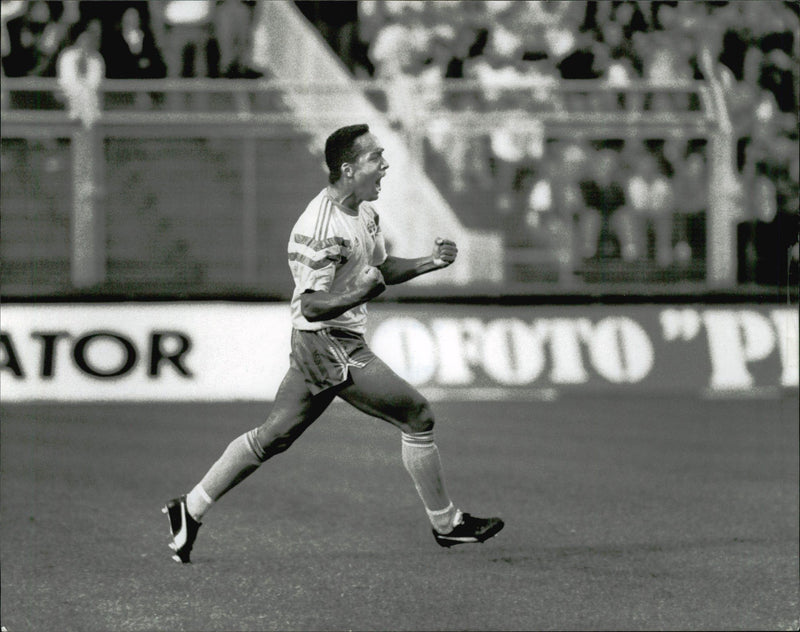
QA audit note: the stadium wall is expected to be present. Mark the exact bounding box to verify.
[1,302,796,402]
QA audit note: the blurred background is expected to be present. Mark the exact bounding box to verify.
[1,0,798,300]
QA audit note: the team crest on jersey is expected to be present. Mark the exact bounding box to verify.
[365,219,379,237]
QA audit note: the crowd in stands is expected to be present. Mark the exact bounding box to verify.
[1,0,262,80]
[2,0,797,278]
[495,137,713,269]
[353,0,798,274]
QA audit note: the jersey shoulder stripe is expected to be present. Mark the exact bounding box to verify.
[313,198,333,241]
[288,251,338,270]
[289,196,348,269]
[293,234,351,251]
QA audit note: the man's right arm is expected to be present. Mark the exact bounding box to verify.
[300,267,386,322]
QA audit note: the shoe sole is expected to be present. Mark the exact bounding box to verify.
[435,521,504,548]
[162,503,192,564]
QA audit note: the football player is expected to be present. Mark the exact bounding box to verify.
[164,124,503,562]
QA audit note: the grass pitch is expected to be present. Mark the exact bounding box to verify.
[1,395,798,631]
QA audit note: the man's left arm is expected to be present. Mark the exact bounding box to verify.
[378,238,458,285]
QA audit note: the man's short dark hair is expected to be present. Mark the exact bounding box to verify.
[325,124,370,184]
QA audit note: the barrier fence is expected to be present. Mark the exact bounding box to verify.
[3,77,782,298]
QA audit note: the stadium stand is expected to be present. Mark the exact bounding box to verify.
[349,0,797,286]
[0,1,797,297]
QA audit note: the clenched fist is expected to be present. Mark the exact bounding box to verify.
[432,238,458,268]
[357,266,386,299]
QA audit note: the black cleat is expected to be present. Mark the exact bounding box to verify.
[433,512,504,548]
[162,496,201,563]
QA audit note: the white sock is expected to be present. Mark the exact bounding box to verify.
[401,430,457,532]
[186,483,213,522]
[187,431,264,522]
[427,503,461,534]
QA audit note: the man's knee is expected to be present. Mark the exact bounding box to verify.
[253,420,304,459]
[253,428,293,458]
[404,398,435,434]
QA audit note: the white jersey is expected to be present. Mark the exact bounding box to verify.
[288,189,388,333]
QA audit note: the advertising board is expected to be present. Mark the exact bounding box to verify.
[1,303,796,402]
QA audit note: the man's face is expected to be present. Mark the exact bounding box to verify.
[348,133,389,202]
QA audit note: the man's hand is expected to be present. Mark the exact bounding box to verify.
[432,238,458,268]
[377,241,458,285]
[356,266,386,299]
[300,266,385,322]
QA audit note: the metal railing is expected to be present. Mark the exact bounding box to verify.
[1,77,734,297]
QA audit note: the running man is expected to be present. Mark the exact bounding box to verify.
[164,124,504,563]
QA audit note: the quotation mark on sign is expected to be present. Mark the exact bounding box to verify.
[660,309,702,342]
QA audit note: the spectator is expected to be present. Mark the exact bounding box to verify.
[640,30,694,111]
[56,20,105,128]
[672,151,708,265]
[723,46,771,137]
[415,29,455,130]
[466,24,525,103]
[356,0,386,67]
[367,3,489,193]
[104,5,165,79]
[368,3,430,128]
[541,0,589,62]
[417,31,454,106]
[368,3,428,81]
[578,149,633,260]
[440,5,488,83]
[149,0,213,110]
[1,0,26,104]
[760,46,797,114]
[99,4,165,110]
[33,0,78,76]
[598,17,639,73]
[526,158,554,225]
[557,141,590,220]
[469,26,536,205]
[736,116,794,284]
[1,1,26,54]
[16,0,49,73]
[417,31,460,187]
[626,149,675,266]
[520,151,573,257]
[296,0,360,74]
[213,0,256,78]
[596,16,642,110]
[5,0,60,76]
[556,29,598,80]
[737,160,783,284]
[150,0,213,79]
[587,37,635,111]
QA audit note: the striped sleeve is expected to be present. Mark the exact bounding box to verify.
[288,201,350,293]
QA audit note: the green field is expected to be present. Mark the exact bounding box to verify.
[1,396,798,631]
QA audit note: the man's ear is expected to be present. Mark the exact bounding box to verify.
[341,162,354,179]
